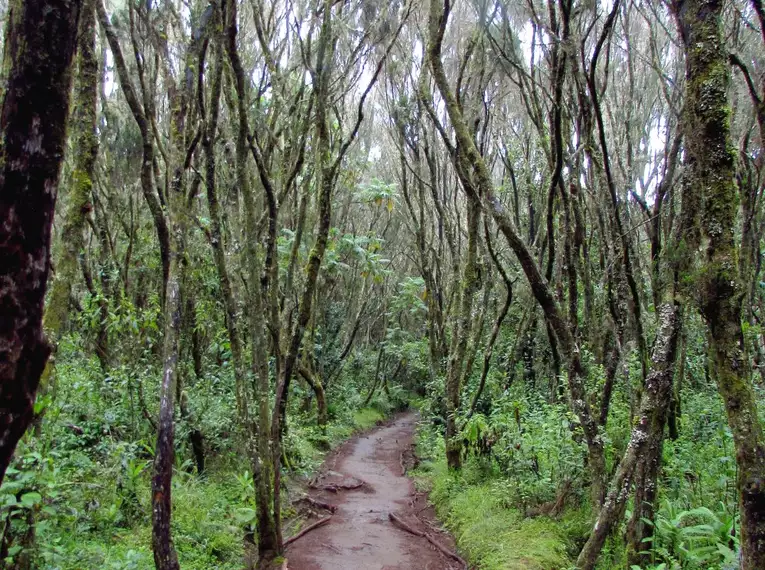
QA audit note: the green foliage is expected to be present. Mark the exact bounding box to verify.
[1,324,409,569]
[353,408,386,430]
[635,500,738,569]
[412,431,575,570]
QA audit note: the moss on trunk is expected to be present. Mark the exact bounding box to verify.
[40,0,100,403]
[674,1,765,568]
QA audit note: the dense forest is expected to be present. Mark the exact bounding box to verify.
[1,0,764,568]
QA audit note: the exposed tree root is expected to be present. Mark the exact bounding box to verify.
[283,516,333,547]
[388,512,467,569]
[309,477,365,493]
[294,496,338,513]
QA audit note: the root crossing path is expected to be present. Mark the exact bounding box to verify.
[285,412,464,570]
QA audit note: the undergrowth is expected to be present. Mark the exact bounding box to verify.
[412,374,749,570]
[1,339,405,569]
[411,418,584,570]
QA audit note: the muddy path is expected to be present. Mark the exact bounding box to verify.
[285,412,465,570]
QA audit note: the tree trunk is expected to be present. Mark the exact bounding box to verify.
[40,0,99,403]
[674,2,765,568]
[445,196,480,470]
[96,0,170,307]
[626,424,665,566]
[0,0,82,486]
[225,2,279,563]
[299,365,328,432]
[576,303,682,570]
[151,253,182,570]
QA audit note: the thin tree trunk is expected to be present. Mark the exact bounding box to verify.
[576,303,682,570]
[466,220,513,420]
[96,0,170,307]
[224,2,278,563]
[445,196,480,469]
[299,365,328,432]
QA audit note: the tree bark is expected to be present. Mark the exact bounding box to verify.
[674,2,765,568]
[576,303,682,570]
[224,1,279,563]
[445,196,480,469]
[0,0,82,486]
[38,0,99,408]
[151,252,182,570]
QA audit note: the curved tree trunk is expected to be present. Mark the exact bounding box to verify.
[575,304,682,570]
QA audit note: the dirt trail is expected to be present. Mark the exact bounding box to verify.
[285,412,463,570]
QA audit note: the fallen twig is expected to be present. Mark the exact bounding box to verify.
[284,515,332,547]
[388,512,467,569]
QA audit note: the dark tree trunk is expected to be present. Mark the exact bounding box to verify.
[0,0,82,486]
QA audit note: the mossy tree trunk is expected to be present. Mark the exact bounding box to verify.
[445,195,480,469]
[674,2,765,568]
[39,0,99,412]
[224,1,279,564]
[0,0,82,486]
[575,304,682,570]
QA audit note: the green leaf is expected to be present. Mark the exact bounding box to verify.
[235,507,258,525]
[20,492,42,508]
[7,545,22,557]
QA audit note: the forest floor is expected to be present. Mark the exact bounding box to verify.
[284,411,465,570]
